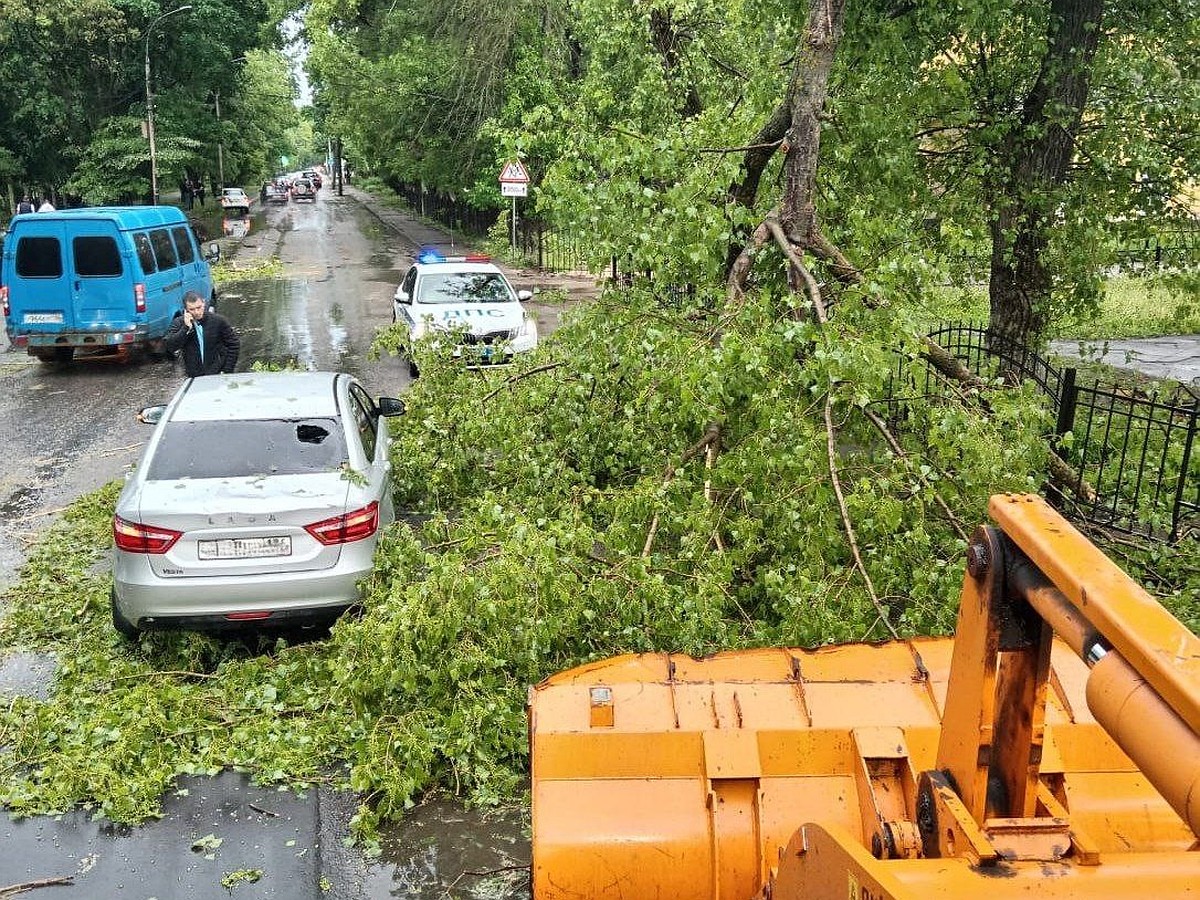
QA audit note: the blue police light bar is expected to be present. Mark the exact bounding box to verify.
[417,248,445,264]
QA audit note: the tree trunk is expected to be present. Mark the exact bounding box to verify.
[987,0,1105,344]
[780,0,848,241]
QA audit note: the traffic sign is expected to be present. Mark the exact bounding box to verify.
[499,160,530,183]
[501,182,528,197]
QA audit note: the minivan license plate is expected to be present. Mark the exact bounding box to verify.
[23,312,64,324]
[198,536,292,560]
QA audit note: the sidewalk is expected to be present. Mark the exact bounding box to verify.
[339,183,604,304]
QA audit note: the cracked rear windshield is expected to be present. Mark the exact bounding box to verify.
[146,419,348,479]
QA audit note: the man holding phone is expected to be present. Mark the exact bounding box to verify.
[164,291,240,377]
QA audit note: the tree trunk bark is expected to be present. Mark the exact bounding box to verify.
[987,0,1105,344]
[780,0,848,241]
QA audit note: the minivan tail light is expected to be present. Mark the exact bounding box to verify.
[113,515,182,554]
[0,285,8,317]
[134,283,146,313]
[304,501,379,545]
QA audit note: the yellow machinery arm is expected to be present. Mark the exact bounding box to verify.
[529,494,1200,899]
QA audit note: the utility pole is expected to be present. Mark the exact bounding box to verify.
[335,138,344,196]
[214,90,224,187]
[144,5,192,205]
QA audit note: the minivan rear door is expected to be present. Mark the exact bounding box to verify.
[68,224,130,328]
[10,221,73,331]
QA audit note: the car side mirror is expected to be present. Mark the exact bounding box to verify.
[394,289,411,304]
[137,405,167,425]
[204,243,221,263]
[517,289,533,301]
[376,397,406,417]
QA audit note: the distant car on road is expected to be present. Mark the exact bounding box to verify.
[219,188,250,215]
[292,178,316,202]
[392,251,537,375]
[303,169,323,190]
[265,182,290,204]
[111,371,406,636]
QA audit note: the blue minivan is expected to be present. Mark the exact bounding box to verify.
[1,206,219,363]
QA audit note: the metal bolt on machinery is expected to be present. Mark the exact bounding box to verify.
[529,494,1200,899]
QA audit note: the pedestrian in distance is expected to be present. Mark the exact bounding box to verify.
[15,196,34,215]
[37,197,55,212]
[164,291,240,377]
[195,181,206,207]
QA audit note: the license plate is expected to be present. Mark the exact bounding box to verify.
[23,312,64,325]
[198,536,292,560]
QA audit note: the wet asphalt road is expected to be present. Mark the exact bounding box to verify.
[0,193,531,898]
[0,193,410,580]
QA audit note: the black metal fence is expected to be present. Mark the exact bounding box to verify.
[1116,223,1200,269]
[386,180,499,236]
[892,323,1200,541]
[513,218,591,272]
[385,179,593,272]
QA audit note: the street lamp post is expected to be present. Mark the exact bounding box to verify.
[214,56,246,189]
[144,5,193,206]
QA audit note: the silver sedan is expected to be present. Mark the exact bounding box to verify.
[111,371,405,636]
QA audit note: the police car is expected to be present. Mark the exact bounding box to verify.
[392,251,538,372]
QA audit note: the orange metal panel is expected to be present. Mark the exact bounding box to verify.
[530,495,1200,900]
[990,493,1200,734]
[772,824,1200,899]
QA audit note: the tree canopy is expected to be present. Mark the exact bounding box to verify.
[0,0,307,205]
[306,0,1199,339]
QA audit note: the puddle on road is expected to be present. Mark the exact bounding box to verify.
[0,650,58,700]
[221,278,364,375]
[367,797,530,900]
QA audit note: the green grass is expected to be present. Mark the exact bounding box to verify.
[1055,274,1200,339]
[920,273,1200,340]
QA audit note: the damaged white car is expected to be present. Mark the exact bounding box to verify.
[111,371,405,636]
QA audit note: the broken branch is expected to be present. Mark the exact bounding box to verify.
[824,396,898,640]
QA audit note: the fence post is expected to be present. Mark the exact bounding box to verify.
[1169,400,1198,542]
[1054,367,1078,441]
[1046,367,1080,510]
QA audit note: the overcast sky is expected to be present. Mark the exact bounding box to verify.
[281,14,312,107]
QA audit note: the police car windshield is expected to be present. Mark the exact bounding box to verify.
[417,273,514,304]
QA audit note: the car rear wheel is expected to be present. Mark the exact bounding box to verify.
[111,589,140,640]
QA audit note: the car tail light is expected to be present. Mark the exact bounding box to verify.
[134,283,146,313]
[304,501,379,545]
[113,515,182,553]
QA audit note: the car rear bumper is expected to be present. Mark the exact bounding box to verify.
[112,543,377,628]
[12,329,151,349]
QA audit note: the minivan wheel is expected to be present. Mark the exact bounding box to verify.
[111,589,140,640]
